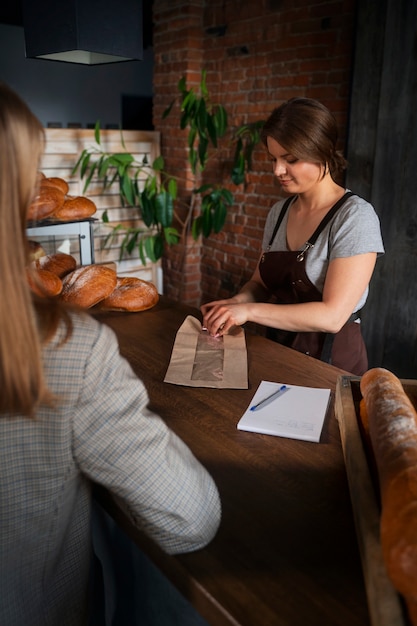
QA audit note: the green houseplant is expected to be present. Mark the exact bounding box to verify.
[72,70,264,265]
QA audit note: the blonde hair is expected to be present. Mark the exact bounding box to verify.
[0,83,70,417]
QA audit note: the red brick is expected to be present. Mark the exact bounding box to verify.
[154,0,356,305]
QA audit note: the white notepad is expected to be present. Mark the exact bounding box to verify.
[237,380,331,442]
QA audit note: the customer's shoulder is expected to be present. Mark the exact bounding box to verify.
[49,311,115,353]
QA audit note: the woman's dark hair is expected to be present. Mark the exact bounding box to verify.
[260,97,347,180]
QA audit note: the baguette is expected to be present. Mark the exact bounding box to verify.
[360,367,417,622]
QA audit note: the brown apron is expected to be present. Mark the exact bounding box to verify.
[259,193,368,375]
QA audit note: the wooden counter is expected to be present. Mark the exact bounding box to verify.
[94,297,371,626]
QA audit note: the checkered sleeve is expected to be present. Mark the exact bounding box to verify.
[72,321,221,554]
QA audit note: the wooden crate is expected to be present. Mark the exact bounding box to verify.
[335,375,417,626]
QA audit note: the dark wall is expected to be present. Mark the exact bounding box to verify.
[0,24,153,129]
[346,0,417,377]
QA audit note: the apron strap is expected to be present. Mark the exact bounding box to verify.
[307,191,354,247]
[266,196,295,248]
[267,191,355,250]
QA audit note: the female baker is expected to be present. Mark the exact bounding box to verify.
[201,97,384,375]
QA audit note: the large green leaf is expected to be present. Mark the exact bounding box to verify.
[121,174,135,206]
[80,152,92,180]
[196,98,207,135]
[94,120,101,144]
[168,178,178,200]
[109,153,134,168]
[206,114,218,148]
[162,99,175,119]
[213,202,227,233]
[163,226,180,245]
[214,105,227,137]
[144,234,164,262]
[192,215,203,240]
[152,155,164,171]
[140,190,156,227]
[198,135,209,170]
[82,160,97,192]
[201,204,213,238]
[155,190,173,228]
[178,76,187,94]
[189,147,198,174]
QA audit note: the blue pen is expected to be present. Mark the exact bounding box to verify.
[250,384,289,411]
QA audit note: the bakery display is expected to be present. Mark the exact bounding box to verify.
[27,250,159,313]
[360,367,417,625]
[95,276,159,312]
[27,172,96,222]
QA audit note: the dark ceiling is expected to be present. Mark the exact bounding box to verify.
[0,3,23,26]
[0,2,153,49]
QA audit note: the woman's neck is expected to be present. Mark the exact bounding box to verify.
[295,177,345,214]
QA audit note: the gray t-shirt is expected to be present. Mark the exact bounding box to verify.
[262,192,385,311]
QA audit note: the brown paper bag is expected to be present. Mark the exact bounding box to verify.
[164,315,248,389]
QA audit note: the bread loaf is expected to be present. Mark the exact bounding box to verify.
[51,195,96,220]
[96,276,159,312]
[360,367,417,622]
[27,267,63,297]
[34,252,77,278]
[28,240,46,262]
[42,176,69,195]
[27,185,65,221]
[61,265,117,308]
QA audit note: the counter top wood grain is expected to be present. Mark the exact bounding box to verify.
[94,297,370,626]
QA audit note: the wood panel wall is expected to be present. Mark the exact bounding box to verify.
[346,0,417,378]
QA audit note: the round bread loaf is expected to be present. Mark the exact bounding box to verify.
[360,367,417,621]
[96,276,159,312]
[42,176,70,195]
[34,252,77,278]
[27,267,63,297]
[28,240,46,262]
[61,265,117,308]
[27,186,65,221]
[51,195,96,220]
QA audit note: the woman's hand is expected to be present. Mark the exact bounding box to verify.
[201,301,249,337]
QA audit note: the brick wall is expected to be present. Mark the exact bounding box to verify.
[153,0,357,307]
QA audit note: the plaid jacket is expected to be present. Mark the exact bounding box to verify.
[0,313,221,626]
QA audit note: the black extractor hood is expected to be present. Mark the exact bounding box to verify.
[22,0,143,65]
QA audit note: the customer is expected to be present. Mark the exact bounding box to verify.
[201,97,384,375]
[0,82,221,625]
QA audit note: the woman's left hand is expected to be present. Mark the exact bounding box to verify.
[202,302,249,336]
